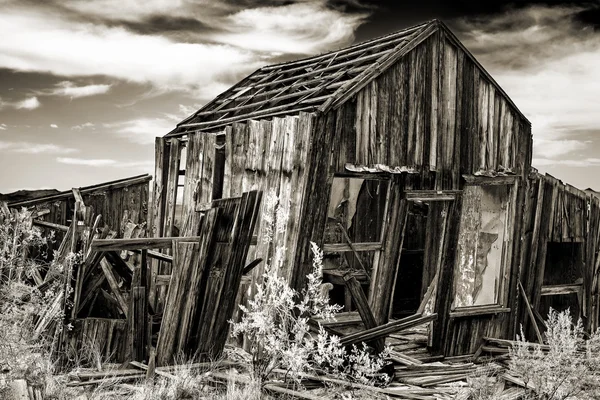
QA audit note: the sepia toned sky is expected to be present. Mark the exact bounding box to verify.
[1,0,600,192]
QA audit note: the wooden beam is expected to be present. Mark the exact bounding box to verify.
[129,287,147,361]
[462,174,518,185]
[129,249,173,262]
[404,190,460,202]
[343,273,383,352]
[519,281,544,344]
[323,242,382,252]
[72,188,84,204]
[32,219,69,232]
[100,259,128,317]
[91,237,203,252]
[416,270,438,315]
[130,361,177,380]
[340,313,437,346]
[541,283,582,296]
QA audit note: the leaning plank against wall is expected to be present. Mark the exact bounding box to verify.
[171,113,316,296]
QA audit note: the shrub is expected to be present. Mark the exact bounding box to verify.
[232,241,390,387]
[0,207,68,395]
[509,308,600,400]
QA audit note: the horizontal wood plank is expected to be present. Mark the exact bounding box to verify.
[323,242,382,252]
[91,237,203,252]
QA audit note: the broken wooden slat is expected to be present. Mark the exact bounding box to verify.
[129,287,147,362]
[340,313,437,346]
[518,281,543,344]
[130,361,176,380]
[32,219,69,232]
[100,259,128,317]
[343,273,384,352]
[207,191,262,357]
[369,177,409,325]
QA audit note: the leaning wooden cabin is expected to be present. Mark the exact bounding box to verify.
[153,19,600,356]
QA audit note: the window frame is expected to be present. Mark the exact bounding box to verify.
[449,175,519,317]
[322,174,391,254]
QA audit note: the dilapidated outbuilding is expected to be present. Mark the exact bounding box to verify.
[36,19,596,361]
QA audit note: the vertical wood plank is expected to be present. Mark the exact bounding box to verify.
[200,134,216,204]
[369,176,408,325]
[130,287,147,361]
[429,31,439,170]
[163,139,181,238]
[222,126,233,197]
[180,133,203,238]
[231,123,248,197]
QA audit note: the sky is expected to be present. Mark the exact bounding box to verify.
[1,0,600,192]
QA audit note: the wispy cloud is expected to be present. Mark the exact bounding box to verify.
[15,97,41,110]
[50,124,58,128]
[71,122,95,130]
[215,2,367,54]
[456,5,600,164]
[0,1,368,93]
[0,141,77,154]
[1,96,41,110]
[0,4,257,93]
[56,157,154,170]
[0,124,6,130]
[533,158,600,168]
[104,117,177,144]
[50,81,112,98]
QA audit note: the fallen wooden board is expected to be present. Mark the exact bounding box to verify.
[130,361,177,380]
[340,313,437,346]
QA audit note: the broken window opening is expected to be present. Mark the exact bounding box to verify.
[322,176,389,311]
[452,185,511,309]
[539,241,584,320]
[324,177,388,244]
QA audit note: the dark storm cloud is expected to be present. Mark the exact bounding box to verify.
[113,15,218,37]
[347,0,600,41]
[325,0,377,13]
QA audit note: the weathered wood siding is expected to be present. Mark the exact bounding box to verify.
[315,28,533,355]
[154,113,315,292]
[519,173,600,337]
[330,29,532,189]
[22,179,149,248]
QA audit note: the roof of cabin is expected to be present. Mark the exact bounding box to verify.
[167,19,527,137]
[7,174,152,208]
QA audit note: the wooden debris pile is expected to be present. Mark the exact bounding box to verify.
[56,325,550,400]
[74,190,262,366]
[6,177,262,370]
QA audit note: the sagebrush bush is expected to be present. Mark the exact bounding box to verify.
[232,242,390,387]
[509,308,600,400]
[0,207,69,396]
